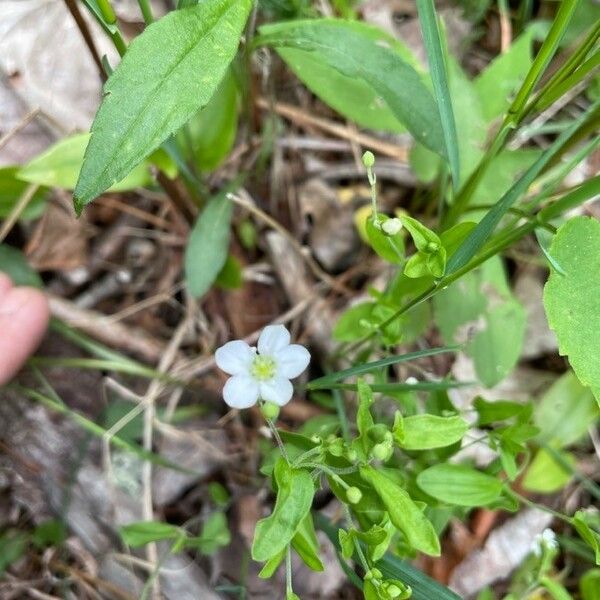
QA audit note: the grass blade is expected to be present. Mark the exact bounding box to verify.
[313,380,471,393]
[446,99,599,275]
[416,0,460,188]
[307,346,460,388]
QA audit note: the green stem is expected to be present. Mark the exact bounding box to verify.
[507,489,571,524]
[137,0,154,25]
[265,418,290,464]
[286,545,293,596]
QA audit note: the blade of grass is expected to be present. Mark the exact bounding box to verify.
[308,346,460,388]
[15,385,196,475]
[314,380,472,393]
[416,0,460,188]
[446,99,600,275]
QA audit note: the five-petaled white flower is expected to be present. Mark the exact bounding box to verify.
[215,325,310,409]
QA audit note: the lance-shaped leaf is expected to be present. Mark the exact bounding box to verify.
[74,0,252,212]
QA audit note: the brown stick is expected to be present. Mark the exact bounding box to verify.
[63,0,106,82]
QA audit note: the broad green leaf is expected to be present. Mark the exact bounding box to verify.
[366,216,405,264]
[258,548,286,579]
[120,521,182,547]
[74,0,252,210]
[271,21,420,133]
[257,19,445,156]
[522,448,575,493]
[215,254,243,290]
[474,30,534,121]
[19,134,151,192]
[400,215,440,252]
[543,217,600,405]
[417,464,503,506]
[181,68,239,172]
[580,569,600,600]
[434,256,525,387]
[185,193,233,298]
[32,520,67,549]
[0,167,47,220]
[252,458,314,562]
[360,465,440,556]
[474,397,531,426]
[534,371,599,447]
[0,245,43,288]
[394,414,468,450]
[291,512,324,572]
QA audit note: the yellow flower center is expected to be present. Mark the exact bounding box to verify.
[250,355,276,381]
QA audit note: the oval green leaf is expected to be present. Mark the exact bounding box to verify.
[395,414,468,450]
[417,464,503,507]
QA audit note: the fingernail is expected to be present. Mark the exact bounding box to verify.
[0,288,31,316]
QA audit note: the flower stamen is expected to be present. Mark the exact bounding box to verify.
[250,355,277,381]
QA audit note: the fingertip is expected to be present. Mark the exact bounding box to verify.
[0,272,13,296]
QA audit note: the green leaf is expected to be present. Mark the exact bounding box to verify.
[74,0,252,210]
[185,193,233,298]
[181,67,239,172]
[0,245,43,288]
[252,458,314,562]
[416,464,503,506]
[32,520,67,549]
[572,511,600,566]
[434,256,525,387]
[416,0,460,186]
[400,216,440,252]
[332,301,375,342]
[580,569,600,600]
[187,512,231,555]
[543,216,600,405]
[291,512,324,572]
[258,548,286,578]
[446,102,598,275]
[473,397,531,426]
[19,134,151,191]
[394,414,468,450]
[534,370,599,447]
[215,254,243,290]
[0,167,47,220]
[522,448,575,493]
[120,521,182,547]
[474,30,534,122]
[366,216,405,264]
[360,465,440,556]
[0,531,27,576]
[257,19,445,155]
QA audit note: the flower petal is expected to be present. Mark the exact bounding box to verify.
[260,377,293,406]
[215,340,255,375]
[277,344,310,378]
[257,324,290,355]
[223,375,260,409]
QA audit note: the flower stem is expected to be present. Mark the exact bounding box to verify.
[265,417,289,464]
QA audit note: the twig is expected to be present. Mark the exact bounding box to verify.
[49,295,168,363]
[0,184,40,243]
[63,0,106,81]
[0,108,40,152]
[256,97,409,163]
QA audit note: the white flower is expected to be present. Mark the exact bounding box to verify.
[532,528,558,556]
[381,218,403,236]
[215,324,310,409]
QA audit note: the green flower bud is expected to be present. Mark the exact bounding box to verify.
[426,241,439,253]
[367,424,389,443]
[260,402,280,420]
[346,448,358,462]
[371,442,392,462]
[362,151,375,168]
[365,568,382,581]
[385,584,402,599]
[346,486,363,504]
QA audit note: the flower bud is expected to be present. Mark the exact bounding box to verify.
[346,486,363,504]
[381,218,403,236]
[346,448,358,462]
[260,402,280,420]
[367,424,389,443]
[371,442,392,462]
[364,568,382,581]
[426,241,440,253]
[362,151,375,168]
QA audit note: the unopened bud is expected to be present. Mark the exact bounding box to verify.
[426,241,439,253]
[260,402,280,420]
[346,486,363,504]
[362,151,375,168]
